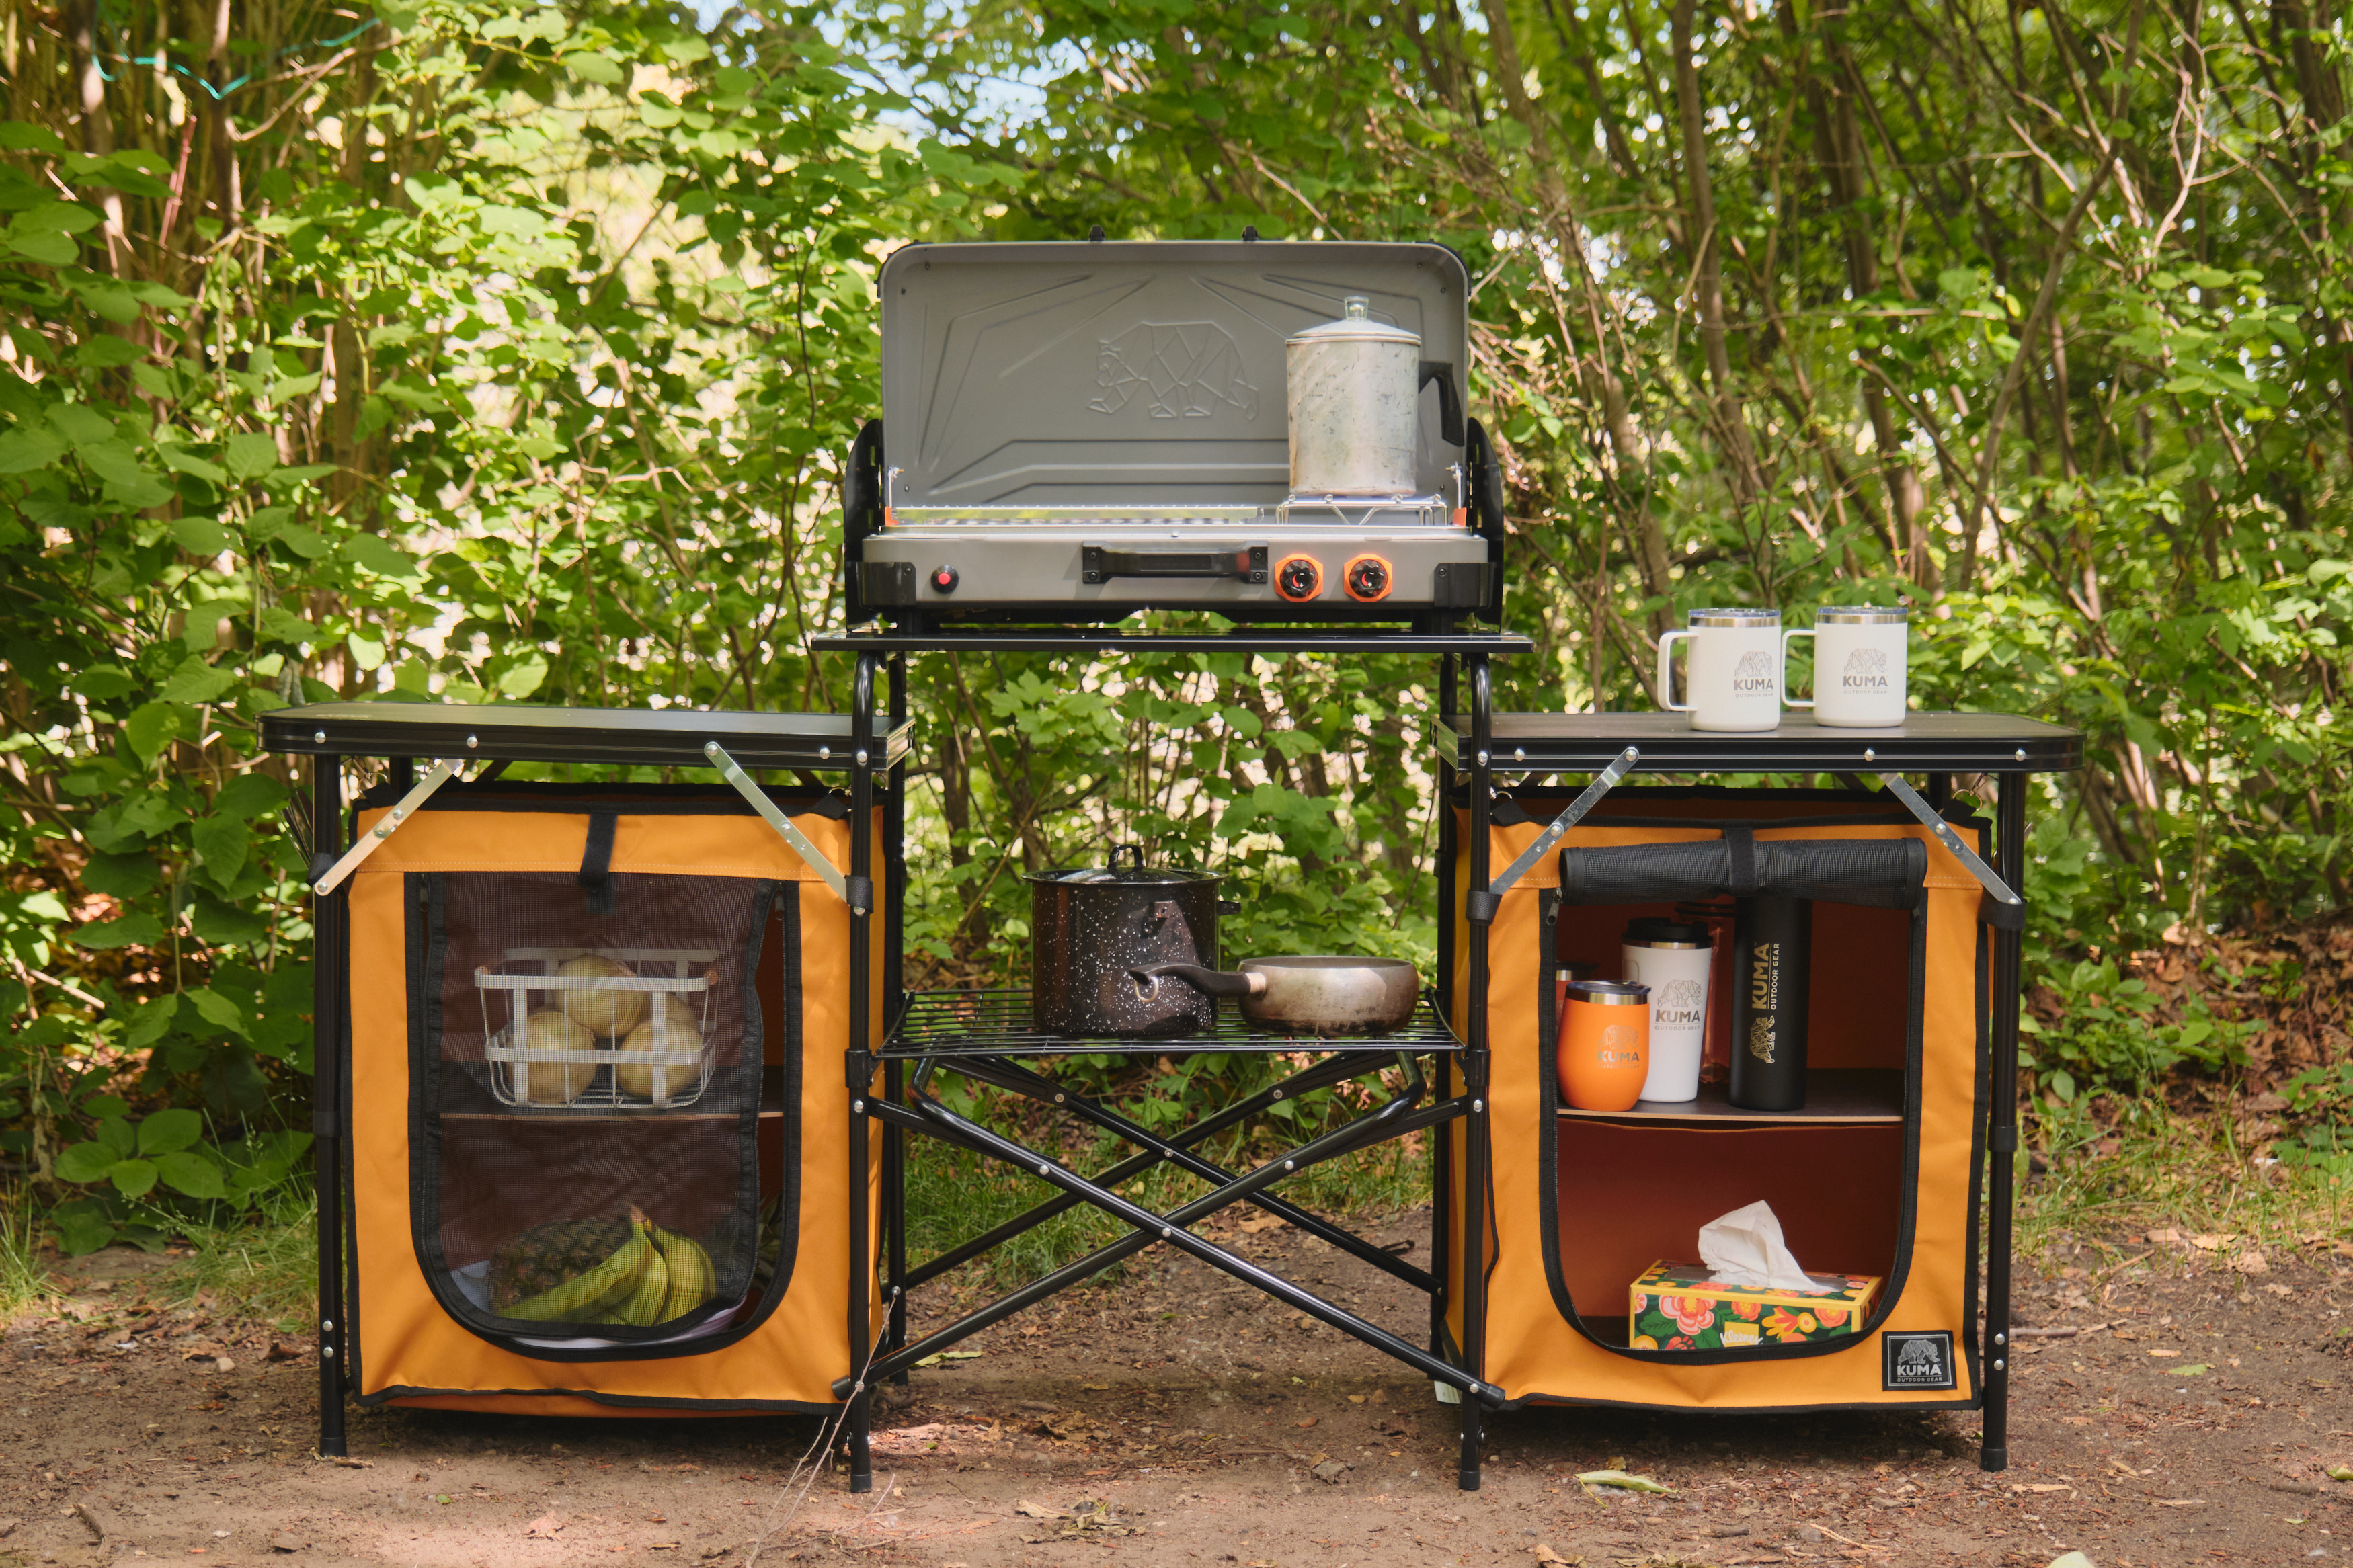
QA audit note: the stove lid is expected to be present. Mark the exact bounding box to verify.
[879,239,1471,513]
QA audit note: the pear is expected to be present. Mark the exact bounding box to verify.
[518,1009,600,1105]
[555,954,649,1038]
[614,999,705,1102]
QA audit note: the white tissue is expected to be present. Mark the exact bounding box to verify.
[1698,1200,1827,1294]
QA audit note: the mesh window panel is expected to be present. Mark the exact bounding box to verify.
[1560,836,1927,909]
[413,869,781,1350]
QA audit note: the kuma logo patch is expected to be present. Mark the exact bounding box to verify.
[1882,1331,1956,1391]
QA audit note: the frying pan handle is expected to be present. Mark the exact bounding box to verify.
[1107,843,1144,875]
[1131,963,1267,1000]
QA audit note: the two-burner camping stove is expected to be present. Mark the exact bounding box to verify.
[840,238,1504,628]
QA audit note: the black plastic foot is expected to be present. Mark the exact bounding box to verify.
[1979,1444,2007,1472]
[1457,1403,1483,1490]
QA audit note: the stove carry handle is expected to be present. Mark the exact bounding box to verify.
[1417,361,1466,448]
[1082,544,1269,584]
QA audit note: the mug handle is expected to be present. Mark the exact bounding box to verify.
[1781,628,1815,710]
[1655,630,1695,712]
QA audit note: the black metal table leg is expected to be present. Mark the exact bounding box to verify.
[1981,774,2027,1471]
[883,653,909,1380]
[311,757,348,1458]
[1459,653,1494,1490]
[845,654,877,1491]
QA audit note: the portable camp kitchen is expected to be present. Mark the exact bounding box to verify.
[266,237,2080,1493]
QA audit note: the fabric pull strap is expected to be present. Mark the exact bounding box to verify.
[1723,827,1757,894]
[577,809,618,914]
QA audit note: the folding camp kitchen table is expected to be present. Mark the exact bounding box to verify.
[1428,697,2081,1480]
[811,628,1529,1493]
[264,700,913,1454]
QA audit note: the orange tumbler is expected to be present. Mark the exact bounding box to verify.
[1557,979,1651,1113]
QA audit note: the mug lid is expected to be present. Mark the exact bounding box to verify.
[1815,605,1911,625]
[1623,917,1712,948]
[1568,979,1650,1006]
[1287,294,1421,348]
[1687,607,1780,627]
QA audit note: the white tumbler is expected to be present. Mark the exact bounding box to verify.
[1622,917,1714,1102]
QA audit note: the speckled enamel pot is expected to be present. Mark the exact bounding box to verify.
[1027,844,1223,1038]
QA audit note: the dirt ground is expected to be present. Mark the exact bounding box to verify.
[2,1210,2348,1568]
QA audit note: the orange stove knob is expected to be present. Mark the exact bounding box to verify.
[1274,554,1324,602]
[1343,554,1394,602]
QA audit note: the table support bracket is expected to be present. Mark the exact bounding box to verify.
[705,741,856,908]
[1469,745,1639,922]
[309,759,461,894]
[1876,771,2022,909]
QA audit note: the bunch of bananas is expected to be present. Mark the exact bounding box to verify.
[500,1206,717,1326]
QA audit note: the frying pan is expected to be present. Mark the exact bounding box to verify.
[1129,956,1420,1038]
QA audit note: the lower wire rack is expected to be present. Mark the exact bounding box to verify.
[879,987,1463,1058]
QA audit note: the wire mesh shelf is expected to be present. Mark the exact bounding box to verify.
[879,986,1463,1059]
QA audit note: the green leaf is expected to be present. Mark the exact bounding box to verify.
[136,1108,204,1156]
[120,993,180,1049]
[108,1158,159,1198]
[182,987,248,1038]
[346,629,385,671]
[214,772,290,820]
[69,912,165,949]
[222,431,278,480]
[95,1115,136,1158]
[0,122,70,155]
[191,813,251,884]
[54,1141,120,1183]
[152,1150,227,1201]
[159,446,229,483]
[73,664,137,702]
[159,655,239,705]
[170,515,233,555]
[564,50,627,84]
[0,422,66,472]
[48,1204,115,1257]
[342,532,416,578]
[48,403,115,446]
[72,334,142,368]
[187,893,269,948]
[5,229,77,265]
[123,700,193,761]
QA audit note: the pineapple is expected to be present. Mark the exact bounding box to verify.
[487,1217,635,1313]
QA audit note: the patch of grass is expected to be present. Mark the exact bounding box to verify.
[2020,1101,2352,1266]
[142,1188,318,1332]
[0,1195,59,1320]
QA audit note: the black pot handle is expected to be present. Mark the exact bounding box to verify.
[1132,962,1264,999]
[1107,843,1145,876]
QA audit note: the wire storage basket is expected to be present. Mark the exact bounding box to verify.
[477,947,719,1110]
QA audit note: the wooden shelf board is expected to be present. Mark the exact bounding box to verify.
[1556,1068,1905,1125]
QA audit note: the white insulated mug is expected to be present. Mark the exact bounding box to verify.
[1657,608,1782,731]
[1622,917,1712,1102]
[1784,606,1910,727]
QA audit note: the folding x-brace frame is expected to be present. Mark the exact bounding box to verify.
[842,1045,1496,1419]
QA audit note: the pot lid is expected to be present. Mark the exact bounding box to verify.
[1624,916,1712,948]
[1286,294,1421,348]
[1024,843,1219,886]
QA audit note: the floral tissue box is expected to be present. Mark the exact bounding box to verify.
[1629,1259,1882,1350]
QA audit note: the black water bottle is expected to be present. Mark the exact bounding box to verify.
[1729,894,1811,1111]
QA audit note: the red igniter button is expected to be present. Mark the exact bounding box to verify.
[930,565,959,593]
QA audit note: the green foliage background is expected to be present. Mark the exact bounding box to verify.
[1,0,2348,1250]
